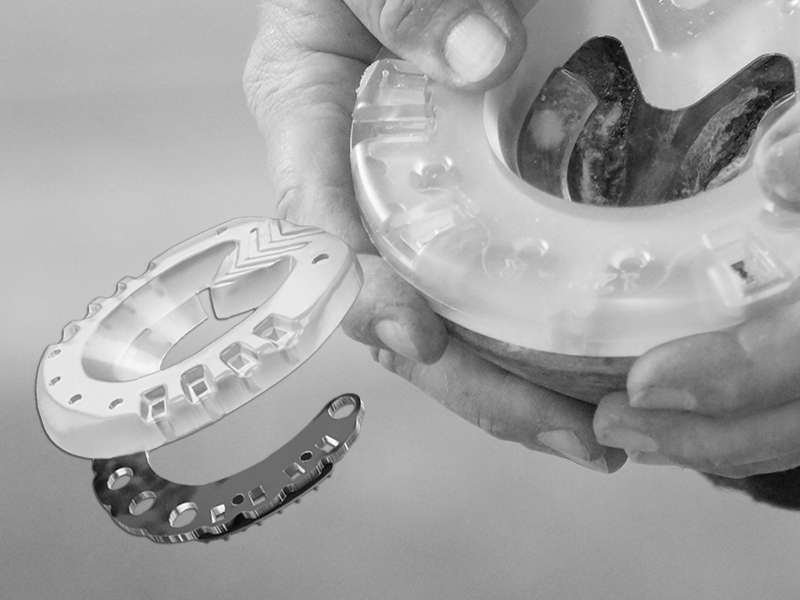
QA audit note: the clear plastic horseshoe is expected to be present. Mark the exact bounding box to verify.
[36,217,362,458]
[351,0,800,358]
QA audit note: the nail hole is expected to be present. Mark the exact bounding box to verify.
[315,435,339,453]
[107,467,134,491]
[69,394,82,405]
[284,462,306,480]
[169,502,198,528]
[210,504,226,524]
[249,486,267,505]
[129,491,157,516]
[300,450,313,462]
[108,398,123,410]
[232,493,244,505]
[312,253,329,264]
[49,376,61,386]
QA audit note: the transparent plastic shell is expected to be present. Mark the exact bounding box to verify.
[351,0,800,357]
[36,218,363,458]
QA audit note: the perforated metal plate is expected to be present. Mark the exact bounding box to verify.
[92,394,363,543]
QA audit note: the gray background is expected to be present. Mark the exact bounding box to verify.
[2,1,800,599]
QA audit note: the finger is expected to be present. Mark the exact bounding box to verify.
[595,392,800,475]
[244,2,448,363]
[345,254,448,363]
[629,448,800,479]
[342,0,526,88]
[244,1,378,251]
[374,339,628,473]
[756,102,800,208]
[627,301,800,415]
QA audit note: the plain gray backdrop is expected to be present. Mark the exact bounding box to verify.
[2,2,800,599]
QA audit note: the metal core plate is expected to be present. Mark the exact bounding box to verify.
[92,394,363,543]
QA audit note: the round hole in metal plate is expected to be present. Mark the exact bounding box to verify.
[312,253,329,264]
[108,398,123,410]
[107,467,134,490]
[169,502,198,528]
[129,491,157,516]
[69,394,82,405]
[329,395,357,419]
[300,450,313,462]
[232,493,245,505]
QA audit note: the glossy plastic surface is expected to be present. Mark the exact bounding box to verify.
[351,0,800,356]
[36,218,363,458]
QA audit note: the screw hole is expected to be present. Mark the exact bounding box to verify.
[300,450,313,462]
[129,491,157,516]
[169,502,198,528]
[312,253,329,264]
[108,398,123,410]
[232,493,244,505]
[107,467,133,490]
[49,376,61,386]
[69,394,82,405]
[328,395,357,419]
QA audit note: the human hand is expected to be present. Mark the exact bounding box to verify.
[244,0,627,473]
[594,104,800,479]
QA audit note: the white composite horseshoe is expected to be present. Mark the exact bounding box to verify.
[351,0,800,357]
[36,218,363,459]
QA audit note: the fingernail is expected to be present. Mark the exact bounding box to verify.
[597,428,659,453]
[630,387,696,410]
[759,132,800,205]
[538,430,610,472]
[374,320,421,362]
[444,13,507,83]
